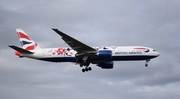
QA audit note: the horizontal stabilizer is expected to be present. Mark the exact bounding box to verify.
[8,45,34,54]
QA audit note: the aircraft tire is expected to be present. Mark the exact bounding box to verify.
[82,69,85,72]
[145,64,148,67]
[85,68,89,71]
[88,67,92,71]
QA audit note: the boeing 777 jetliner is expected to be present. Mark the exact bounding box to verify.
[9,29,160,72]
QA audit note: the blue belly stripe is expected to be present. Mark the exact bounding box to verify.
[38,55,157,62]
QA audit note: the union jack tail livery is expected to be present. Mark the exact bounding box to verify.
[16,29,41,50]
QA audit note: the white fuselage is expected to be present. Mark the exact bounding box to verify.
[21,46,160,63]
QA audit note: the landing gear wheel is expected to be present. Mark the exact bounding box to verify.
[82,68,85,72]
[145,64,148,67]
[85,68,89,71]
[88,67,92,71]
[81,67,92,72]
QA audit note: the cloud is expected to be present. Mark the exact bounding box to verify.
[0,0,180,99]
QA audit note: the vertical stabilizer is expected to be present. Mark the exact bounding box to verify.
[16,29,41,50]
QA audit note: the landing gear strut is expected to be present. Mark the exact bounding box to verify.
[145,59,150,67]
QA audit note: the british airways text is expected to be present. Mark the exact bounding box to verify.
[115,51,142,55]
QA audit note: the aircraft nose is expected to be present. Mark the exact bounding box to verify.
[156,52,160,56]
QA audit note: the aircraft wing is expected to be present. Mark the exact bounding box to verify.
[52,28,97,55]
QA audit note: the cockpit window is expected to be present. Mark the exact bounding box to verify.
[153,50,156,51]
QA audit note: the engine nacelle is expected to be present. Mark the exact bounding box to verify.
[97,61,114,69]
[98,50,112,59]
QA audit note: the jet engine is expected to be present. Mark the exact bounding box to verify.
[98,50,112,59]
[97,61,113,69]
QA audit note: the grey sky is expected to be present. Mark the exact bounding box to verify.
[0,0,180,99]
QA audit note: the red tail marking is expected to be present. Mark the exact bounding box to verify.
[18,32,31,40]
[25,45,34,50]
[24,43,37,50]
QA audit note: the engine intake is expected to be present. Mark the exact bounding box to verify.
[97,61,113,69]
[98,50,112,59]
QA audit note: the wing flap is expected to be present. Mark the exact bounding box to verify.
[8,45,34,54]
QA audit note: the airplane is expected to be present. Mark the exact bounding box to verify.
[9,28,160,72]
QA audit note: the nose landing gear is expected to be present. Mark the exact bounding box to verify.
[145,59,150,67]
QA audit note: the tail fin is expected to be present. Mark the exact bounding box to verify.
[16,29,41,50]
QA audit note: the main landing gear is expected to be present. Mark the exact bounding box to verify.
[80,62,92,73]
[145,59,150,67]
[82,67,92,72]
[78,56,92,73]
